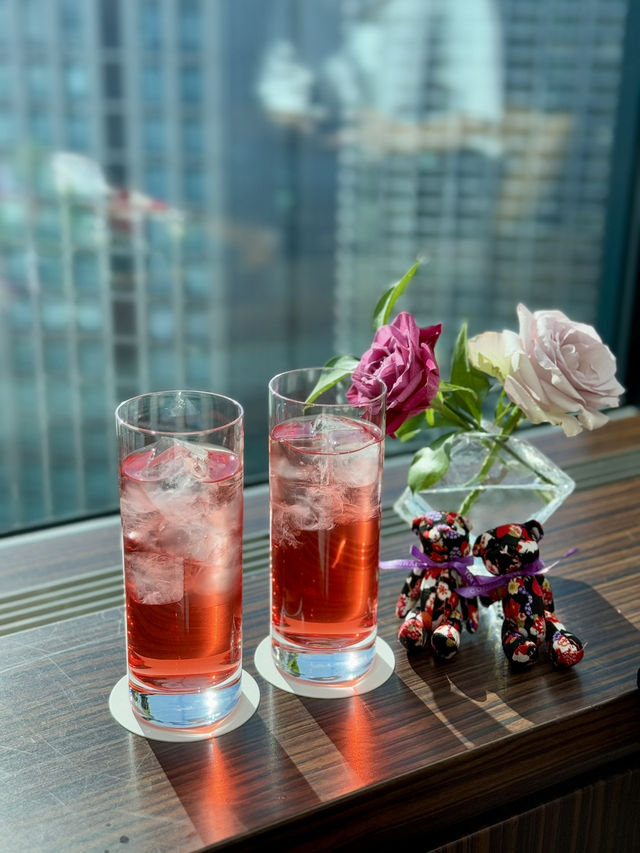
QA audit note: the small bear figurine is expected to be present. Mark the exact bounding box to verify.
[396,510,479,659]
[472,520,584,668]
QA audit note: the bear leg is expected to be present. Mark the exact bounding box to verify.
[398,608,428,651]
[502,626,538,668]
[545,612,584,667]
[431,621,461,659]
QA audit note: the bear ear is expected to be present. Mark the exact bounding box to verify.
[525,520,544,542]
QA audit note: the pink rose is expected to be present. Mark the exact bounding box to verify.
[347,312,441,437]
[468,304,624,436]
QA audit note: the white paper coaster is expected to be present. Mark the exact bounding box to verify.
[253,636,395,698]
[108,671,260,742]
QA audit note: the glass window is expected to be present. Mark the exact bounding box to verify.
[73,252,100,293]
[28,110,53,145]
[103,62,122,99]
[78,340,106,377]
[180,66,202,103]
[140,0,163,50]
[148,303,173,341]
[66,113,92,151]
[63,62,89,101]
[0,61,15,102]
[141,62,164,103]
[58,0,84,45]
[0,0,636,535]
[179,0,201,51]
[105,113,125,148]
[182,118,203,155]
[142,165,167,200]
[0,0,9,49]
[0,113,17,147]
[143,117,165,153]
[100,0,120,48]
[106,162,127,188]
[37,251,63,288]
[21,0,47,46]
[183,167,204,204]
[27,63,49,102]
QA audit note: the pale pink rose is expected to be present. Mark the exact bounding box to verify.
[347,312,441,437]
[468,304,624,436]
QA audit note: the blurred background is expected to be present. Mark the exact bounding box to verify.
[0,0,638,534]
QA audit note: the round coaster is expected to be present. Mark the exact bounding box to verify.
[253,636,395,698]
[108,671,260,742]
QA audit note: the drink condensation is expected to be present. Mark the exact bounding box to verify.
[120,439,243,727]
[269,414,383,682]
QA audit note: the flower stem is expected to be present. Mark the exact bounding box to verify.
[439,400,480,432]
[456,407,524,518]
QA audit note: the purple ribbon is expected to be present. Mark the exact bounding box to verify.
[456,547,578,596]
[381,545,578,598]
[455,560,548,597]
[380,546,475,577]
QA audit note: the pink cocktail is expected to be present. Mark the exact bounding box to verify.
[116,391,243,732]
[268,369,386,683]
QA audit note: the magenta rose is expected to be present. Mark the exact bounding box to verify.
[347,311,441,437]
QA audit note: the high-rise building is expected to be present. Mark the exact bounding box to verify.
[0,0,631,533]
[332,0,627,359]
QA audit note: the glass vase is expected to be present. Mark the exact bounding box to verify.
[393,430,575,534]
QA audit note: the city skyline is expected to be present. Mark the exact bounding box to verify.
[0,0,630,533]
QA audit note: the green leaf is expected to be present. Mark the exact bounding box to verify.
[394,412,427,443]
[428,391,474,431]
[305,355,360,404]
[449,322,471,387]
[438,381,478,395]
[423,402,461,431]
[448,322,490,422]
[407,434,455,492]
[441,386,484,428]
[372,259,423,330]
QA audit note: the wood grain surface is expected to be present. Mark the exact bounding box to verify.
[1,412,639,852]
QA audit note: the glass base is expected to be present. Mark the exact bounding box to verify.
[128,665,242,732]
[270,627,376,684]
[394,431,575,534]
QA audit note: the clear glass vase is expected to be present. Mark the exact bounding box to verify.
[393,430,575,534]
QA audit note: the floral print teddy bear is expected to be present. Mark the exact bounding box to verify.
[395,511,480,659]
[472,520,584,668]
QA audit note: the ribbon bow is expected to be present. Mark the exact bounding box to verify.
[380,546,578,599]
[456,548,577,596]
[380,546,476,588]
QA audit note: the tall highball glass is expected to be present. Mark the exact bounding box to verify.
[115,390,243,732]
[268,368,386,684]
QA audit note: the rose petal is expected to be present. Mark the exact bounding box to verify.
[349,311,440,437]
[474,303,627,433]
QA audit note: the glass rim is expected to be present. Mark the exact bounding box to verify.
[115,388,244,437]
[268,366,386,408]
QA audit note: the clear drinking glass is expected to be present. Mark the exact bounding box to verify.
[268,367,386,683]
[115,390,244,732]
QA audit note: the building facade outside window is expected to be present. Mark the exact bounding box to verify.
[0,0,637,535]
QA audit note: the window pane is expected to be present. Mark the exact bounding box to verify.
[141,63,164,103]
[139,0,163,49]
[180,0,202,51]
[103,62,122,100]
[0,0,634,534]
[180,66,202,103]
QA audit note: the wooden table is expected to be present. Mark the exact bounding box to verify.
[2,413,640,852]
